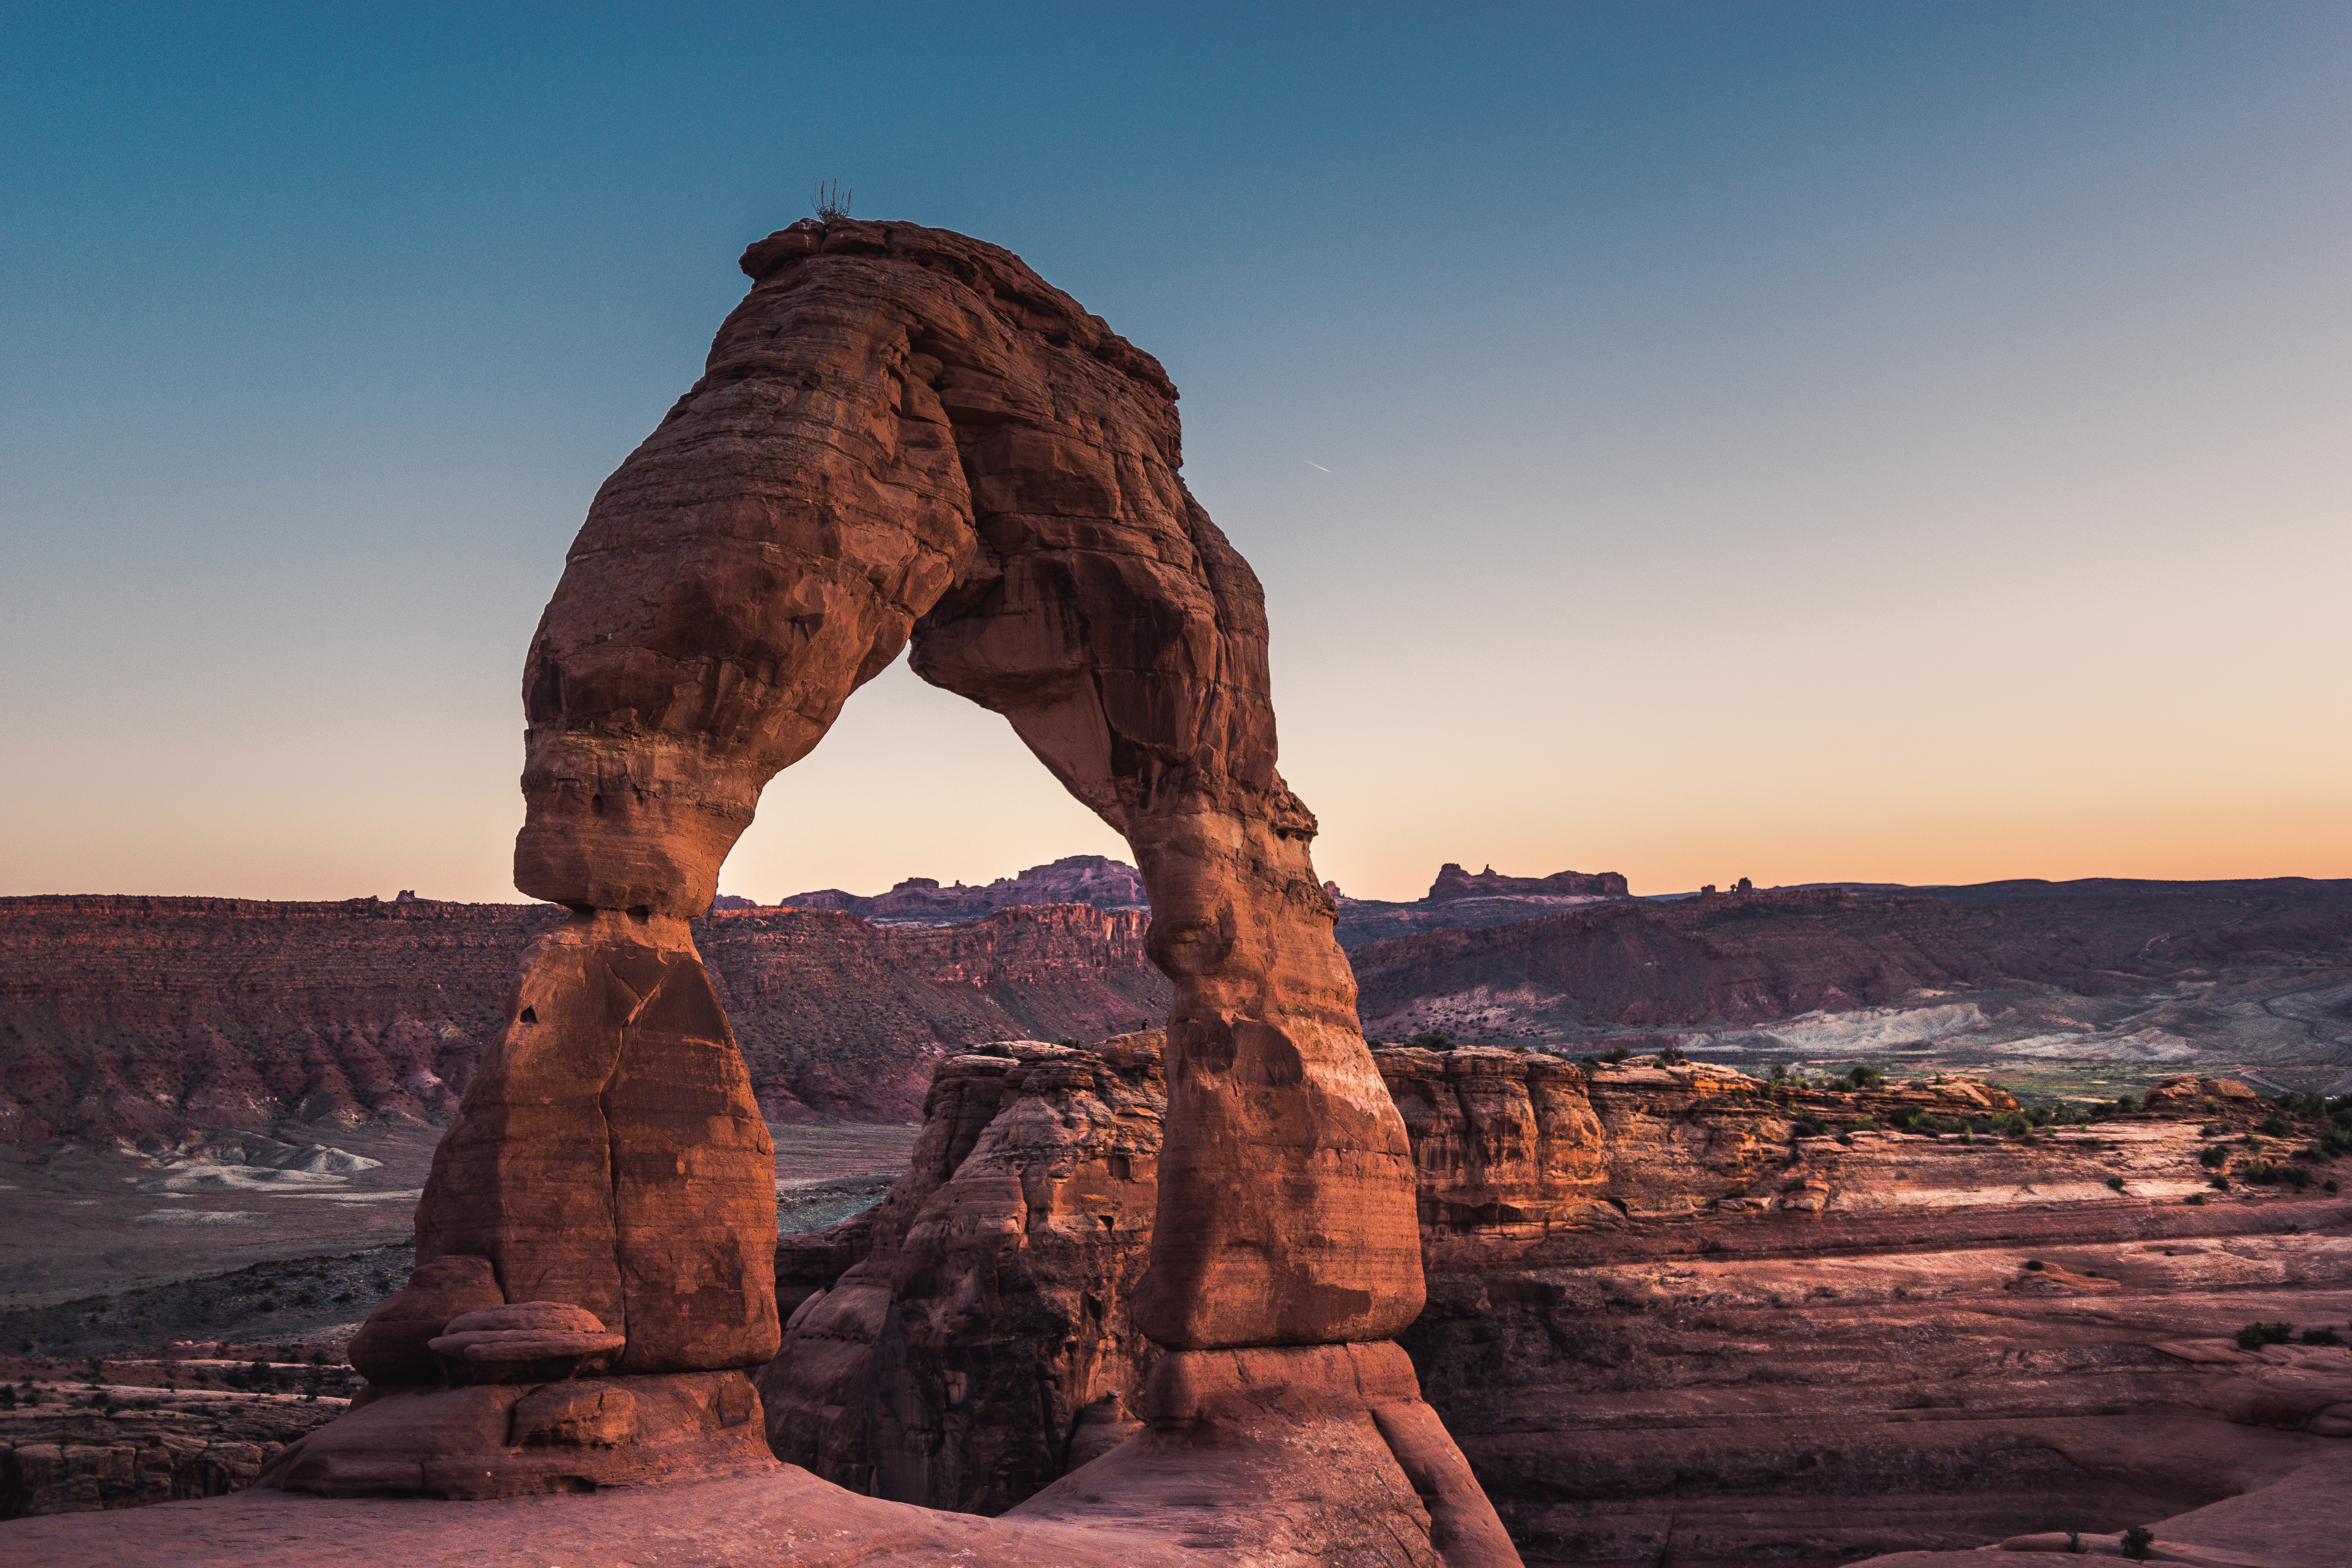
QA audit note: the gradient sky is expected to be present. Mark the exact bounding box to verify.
[5,3,2347,905]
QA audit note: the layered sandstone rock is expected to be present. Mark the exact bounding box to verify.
[509,216,1424,1356]
[763,1040,2350,1563]
[759,1036,1164,1513]
[1424,865,1630,902]
[263,218,1494,1557]
[0,894,1168,1143]
[780,853,1148,921]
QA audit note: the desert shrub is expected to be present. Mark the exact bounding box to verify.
[2276,1092,2326,1118]
[2184,1193,2207,1205]
[1996,1111,2031,1137]
[2023,1259,2045,1272]
[2105,1176,2126,1191]
[2301,1327,2345,1346]
[2236,1321,2294,1349]
[2261,1114,2292,1137]
[2210,1174,2231,1191]
[2112,1094,2141,1114]
[2064,1530,2087,1555]
[1846,1064,1886,1091]
[1851,1117,1879,1132]
[2328,1180,2341,1193]
[2322,1124,2350,1152]
[1658,1044,1688,1065]
[1406,1030,1454,1050]
[1789,1116,1828,1139]
[2121,1525,2154,1561]
[812,180,852,221]
[2199,1144,2228,1168]
[1599,1044,1632,1063]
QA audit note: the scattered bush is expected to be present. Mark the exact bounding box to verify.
[2184,1193,2207,1206]
[2200,1144,2229,1168]
[2277,1092,2328,1118]
[1846,1064,1886,1091]
[2064,1530,2087,1555]
[811,180,852,222]
[2236,1321,2294,1349]
[2121,1524,2154,1562]
[1789,1116,1828,1139]
[2261,1114,2293,1137]
[1658,1044,1688,1066]
[2105,1176,2126,1191]
[2328,1180,2341,1193]
[2024,1259,2045,1272]
[2210,1174,2230,1191]
[1851,1117,1879,1132]
[1406,1030,1454,1050]
[2300,1327,2345,1346]
[1599,1044,1632,1064]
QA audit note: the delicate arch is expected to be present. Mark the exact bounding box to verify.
[507,219,1419,1349]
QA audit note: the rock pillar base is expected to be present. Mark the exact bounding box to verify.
[259,1370,772,1501]
[1008,1343,1520,1567]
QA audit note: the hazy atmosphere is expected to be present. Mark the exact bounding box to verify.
[6,2,2347,904]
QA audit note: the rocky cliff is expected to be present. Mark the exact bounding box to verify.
[761,1043,2352,1562]
[1351,877,2352,1096]
[0,896,1168,1143]
[778,855,1147,923]
[1424,865,1630,903]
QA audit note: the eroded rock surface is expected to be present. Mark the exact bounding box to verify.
[253,218,1490,1557]
[761,1041,2352,1564]
[760,1037,1165,1513]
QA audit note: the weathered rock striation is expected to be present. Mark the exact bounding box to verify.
[245,218,1512,1560]
[760,1036,1165,1514]
[1424,865,1630,903]
[0,894,1167,1141]
[779,853,1147,922]
[757,1040,2352,1564]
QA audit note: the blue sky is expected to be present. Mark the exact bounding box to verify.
[5,3,2347,902]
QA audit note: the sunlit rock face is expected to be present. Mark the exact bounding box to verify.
[272,218,1509,1562]
[508,217,1423,1353]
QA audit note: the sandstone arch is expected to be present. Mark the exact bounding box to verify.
[503,218,1421,1354]
[287,220,1514,1564]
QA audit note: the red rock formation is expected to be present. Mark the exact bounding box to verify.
[759,1036,1164,1514]
[265,218,1501,1557]
[0,895,1168,1141]
[509,216,1424,1357]
[763,1038,2352,1564]
[780,854,1147,921]
[1350,877,2352,1042]
[1425,864,1629,902]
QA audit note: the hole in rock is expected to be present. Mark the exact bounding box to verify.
[716,652,1127,904]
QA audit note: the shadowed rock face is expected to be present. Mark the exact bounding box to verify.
[511,218,1421,1354]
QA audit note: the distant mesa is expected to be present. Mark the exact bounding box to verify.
[758,855,1149,925]
[1425,862,1630,902]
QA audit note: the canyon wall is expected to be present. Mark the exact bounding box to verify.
[0,896,1168,1143]
[762,1042,2352,1563]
